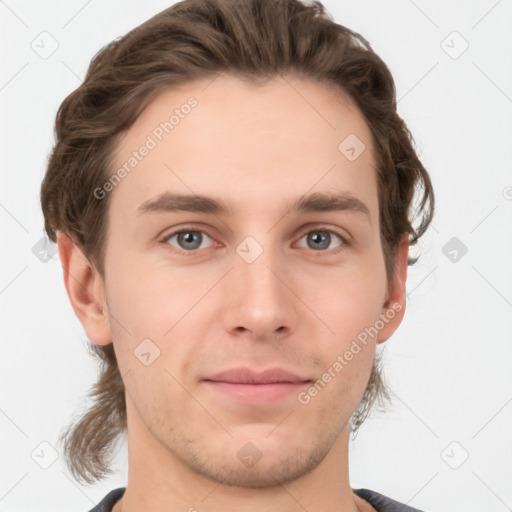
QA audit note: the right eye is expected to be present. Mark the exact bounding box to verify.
[163,229,216,252]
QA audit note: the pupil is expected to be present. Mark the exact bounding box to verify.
[179,231,201,249]
[309,231,330,250]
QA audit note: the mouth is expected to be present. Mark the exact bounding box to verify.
[203,367,312,404]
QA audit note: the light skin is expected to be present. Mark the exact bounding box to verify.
[58,74,409,512]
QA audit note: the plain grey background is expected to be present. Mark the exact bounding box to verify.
[1,1,511,511]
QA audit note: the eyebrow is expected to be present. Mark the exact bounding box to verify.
[137,191,371,222]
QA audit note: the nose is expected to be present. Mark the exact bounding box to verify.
[221,245,298,341]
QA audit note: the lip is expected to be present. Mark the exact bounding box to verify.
[205,367,310,384]
[203,367,311,405]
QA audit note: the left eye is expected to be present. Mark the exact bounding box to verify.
[296,230,344,251]
[165,230,213,251]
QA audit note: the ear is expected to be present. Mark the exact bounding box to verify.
[376,233,410,344]
[57,232,112,346]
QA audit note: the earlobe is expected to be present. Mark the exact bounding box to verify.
[376,233,410,344]
[57,232,112,346]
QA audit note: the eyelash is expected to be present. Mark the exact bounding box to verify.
[160,225,349,255]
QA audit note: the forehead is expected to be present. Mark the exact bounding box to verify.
[109,74,378,220]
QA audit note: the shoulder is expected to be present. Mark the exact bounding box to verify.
[87,487,125,512]
[353,488,427,512]
[87,486,425,512]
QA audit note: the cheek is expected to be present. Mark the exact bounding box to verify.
[301,262,386,339]
[297,263,385,401]
[106,257,198,330]
[105,259,209,379]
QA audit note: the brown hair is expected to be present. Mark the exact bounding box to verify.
[41,0,434,484]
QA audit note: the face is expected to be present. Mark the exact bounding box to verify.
[93,74,405,487]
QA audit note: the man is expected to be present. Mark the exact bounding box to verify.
[40,0,434,510]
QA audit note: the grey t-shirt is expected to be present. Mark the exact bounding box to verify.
[87,487,426,511]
